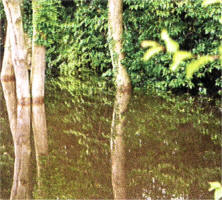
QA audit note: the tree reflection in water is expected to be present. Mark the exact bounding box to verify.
[0,85,221,199]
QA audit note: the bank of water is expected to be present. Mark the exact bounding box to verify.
[0,83,221,199]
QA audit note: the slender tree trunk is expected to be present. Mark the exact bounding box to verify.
[108,0,131,199]
[2,0,31,199]
[32,0,48,190]
[1,26,17,139]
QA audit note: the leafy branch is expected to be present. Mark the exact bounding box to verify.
[142,0,221,80]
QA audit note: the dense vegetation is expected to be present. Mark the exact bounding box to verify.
[1,0,221,96]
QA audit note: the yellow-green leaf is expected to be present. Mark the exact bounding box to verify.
[219,45,222,65]
[215,188,222,200]
[186,56,214,79]
[141,40,160,48]
[161,29,169,41]
[209,182,222,191]
[202,0,222,7]
[143,46,164,61]
[161,29,179,53]
[209,182,222,200]
[170,51,193,71]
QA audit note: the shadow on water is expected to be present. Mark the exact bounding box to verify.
[0,83,221,199]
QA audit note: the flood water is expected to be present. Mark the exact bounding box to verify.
[0,83,221,199]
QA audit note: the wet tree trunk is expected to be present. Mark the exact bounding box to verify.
[2,0,31,199]
[32,0,48,190]
[108,0,131,199]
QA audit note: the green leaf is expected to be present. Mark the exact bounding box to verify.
[143,46,164,61]
[161,29,179,53]
[219,45,222,65]
[141,40,160,48]
[209,182,222,191]
[209,182,222,200]
[202,0,222,7]
[186,56,215,79]
[170,51,193,71]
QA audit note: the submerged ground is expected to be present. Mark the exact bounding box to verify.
[0,82,221,199]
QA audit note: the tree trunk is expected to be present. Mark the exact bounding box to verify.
[2,0,31,199]
[31,0,48,191]
[108,0,131,199]
[1,26,17,138]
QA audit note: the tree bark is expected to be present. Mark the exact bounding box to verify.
[31,0,48,190]
[108,0,131,199]
[2,0,31,199]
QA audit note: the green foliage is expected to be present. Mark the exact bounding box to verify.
[32,0,62,46]
[186,55,215,79]
[170,51,193,71]
[123,0,221,94]
[141,40,160,48]
[1,0,221,95]
[219,45,222,65]
[21,0,33,37]
[36,0,113,90]
[16,0,218,96]
[143,46,164,61]
[0,1,5,20]
[143,27,218,81]
[202,0,222,6]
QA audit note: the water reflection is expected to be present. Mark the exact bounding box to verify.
[110,84,131,198]
[110,128,127,199]
[32,99,48,193]
[125,93,221,199]
[0,85,221,199]
[0,85,14,198]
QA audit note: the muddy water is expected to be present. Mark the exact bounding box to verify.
[0,84,221,199]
